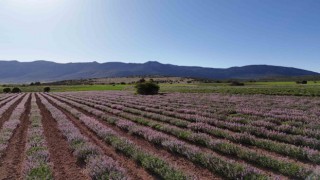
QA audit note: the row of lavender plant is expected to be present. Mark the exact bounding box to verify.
[76,93,282,134]
[37,93,128,180]
[102,96,320,147]
[83,94,320,140]
[22,94,53,179]
[0,94,29,157]
[232,116,320,141]
[105,97,320,150]
[52,94,316,178]
[0,94,15,103]
[46,93,274,179]
[68,90,320,132]
[59,93,320,164]
[128,92,320,131]
[71,91,319,117]
[0,95,16,103]
[87,91,317,120]
[93,92,320,130]
[40,93,190,180]
[91,91,320,138]
[225,115,320,140]
[0,94,24,119]
[188,93,320,128]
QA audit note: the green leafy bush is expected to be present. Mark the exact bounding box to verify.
[135,81,160,95]
[3,88,11,93]
[11,87,21,93]
[296,80,307,84]
[43,87,51,92]
[230,81,245,86]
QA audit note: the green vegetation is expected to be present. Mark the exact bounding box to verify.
[2,88,11,93]
[296,80,308,84]
[159,81,320,96]
[11,87,21,93]
[230,81,245,86]
[0,84,128,93]
[135,80,160,95]
[43,87,51,92]
[26,165,53,180]
[1,80,320,96]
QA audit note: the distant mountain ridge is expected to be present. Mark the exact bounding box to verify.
[0,60,318,83]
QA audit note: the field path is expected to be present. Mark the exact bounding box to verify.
[0,95,30,179]
[36,95,89,180]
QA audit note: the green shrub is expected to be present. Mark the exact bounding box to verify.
[11,87,21,93]
[230,81,245,86]
[3,88,11,93]
[296,80,307,84]
[138,78,146,83]
[135,81,160,95]
[26,164,53,180]
[43,87,51,92]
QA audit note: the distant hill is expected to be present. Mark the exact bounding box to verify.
[0,60,318,83]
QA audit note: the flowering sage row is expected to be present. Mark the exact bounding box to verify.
[47,93,271,179]
[52,94,315,179]
[0,94,29,157]
[37,93,128,180]
[41,93,190,180]
[22,93,53,179]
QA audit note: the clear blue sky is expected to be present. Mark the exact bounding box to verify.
[0,0,319,72]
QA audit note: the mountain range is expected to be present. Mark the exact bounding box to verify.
[0,60,318,83]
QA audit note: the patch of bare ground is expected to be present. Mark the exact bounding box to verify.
[0,95,30,180]
[36,95,89,180]
[46,94,222,180]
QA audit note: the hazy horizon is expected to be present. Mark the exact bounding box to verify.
[0,59,319,73]
[1,0,319,72]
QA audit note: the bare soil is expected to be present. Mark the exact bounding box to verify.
[0,95,30,180]
[36,95,89,180]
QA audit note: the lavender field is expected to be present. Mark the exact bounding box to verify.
[0,91,319,179]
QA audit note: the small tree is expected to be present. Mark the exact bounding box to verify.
[230,81,244,86]
[3,88,11,93]
[44,87,51,92]
[11,87,21,93]
[138,78,146,83]
[135,81,160,95]
[296,80,308,84]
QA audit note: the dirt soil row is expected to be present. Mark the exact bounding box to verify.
[0,95,30,179]
[36,95,89,180]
